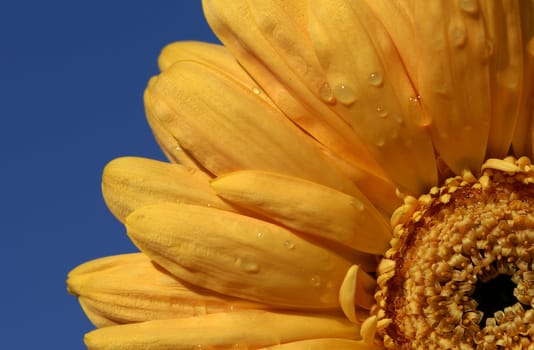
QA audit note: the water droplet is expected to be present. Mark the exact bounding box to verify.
[251,86,261,95]
[409,95,421,105]
[284,240,295,250]
[175,145,182,151]
[482,39,494,61]
[256,232,263,238]
[351,199,364,211]
[375,137,385,147]
[318,82,334,103]
[241,258,260,273]
[311,275,322,287]
[390,128,399,140]
[458,0,479,15]
[368,71,384,87]
[393,114,403,125]
[449,26,466,48]
[232,344,249,350]
[333,83,356,106]
[376,107,388,118]
[497,69,520,89]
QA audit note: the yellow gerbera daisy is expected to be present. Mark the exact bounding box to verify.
[67,1,534,349]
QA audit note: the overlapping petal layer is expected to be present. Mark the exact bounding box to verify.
[125,202,376,309]
[211,170,390,254]
[144,42,362,198]
[102,157,235,223]
[84,310,360,350]
[67,253,266,327]
[68,1,534,349]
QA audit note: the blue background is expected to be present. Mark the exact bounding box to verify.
[0,2,218,348]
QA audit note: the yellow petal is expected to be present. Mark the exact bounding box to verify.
[320,152,401,215]
[102,157,234,223]
[144,45,362,197]
[84,310,360,350]
[202,0,390,184]
[307,0,438,194]
[339,265,377,323]
[363,0,417,85]
[414,1,491,174]
[480,1,524,158]
[125,203,367,309]
[145,101,202,168]
[67,253,265,327]
[259,338,383,350]
[360,316,378,345]
[512,2,534,158]
[210,170,391,254]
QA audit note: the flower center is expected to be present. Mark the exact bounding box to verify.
[472,273,525,326]
[375,157,534,349]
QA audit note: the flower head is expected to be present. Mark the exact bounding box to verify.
[68,1,534,349]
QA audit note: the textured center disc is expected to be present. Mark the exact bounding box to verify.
[375,158,534,349]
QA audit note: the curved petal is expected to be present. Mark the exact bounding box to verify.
[102,157,234,223]
[307,0,438,195]
[144,47,363,197]
[413,0,491,174]
[480,1,524,158]
[145,100,202,168]
[84,310,360,350]
[210,170,391,254]
[125,203,374,309]
[512,2,534,158]
[201,0,393,188]
[363,0,417,85]
[259,338,383,350]
[67,253,266,327]
[338,265,377,324]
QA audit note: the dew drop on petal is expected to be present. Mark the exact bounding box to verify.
[251,86,261,95]
[311,275,322,287]
[333,83,356,106]
[241,258,260,273]
[256,231,263,238]
[284,240,295,250]
[232,344,249,350]
[376,106,388,118]
[458,0,479,15]
[482,39,494,61]
[196,345,215,350]
[375,137,385,147]
[318,82,334,103]
[449,25,466,48]
[351,199,364,211]
[368,71,384,87]
[497,69,520,89]
[390,128,399,140]
[393,114,404,125]
[409,95,421,105]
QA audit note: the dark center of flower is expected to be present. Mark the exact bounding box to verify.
[374,159,534,349]
[472,273,524,326]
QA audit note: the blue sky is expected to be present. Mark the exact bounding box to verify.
[0,2,218,348]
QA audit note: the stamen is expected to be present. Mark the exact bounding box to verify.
[375,157,534,349]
